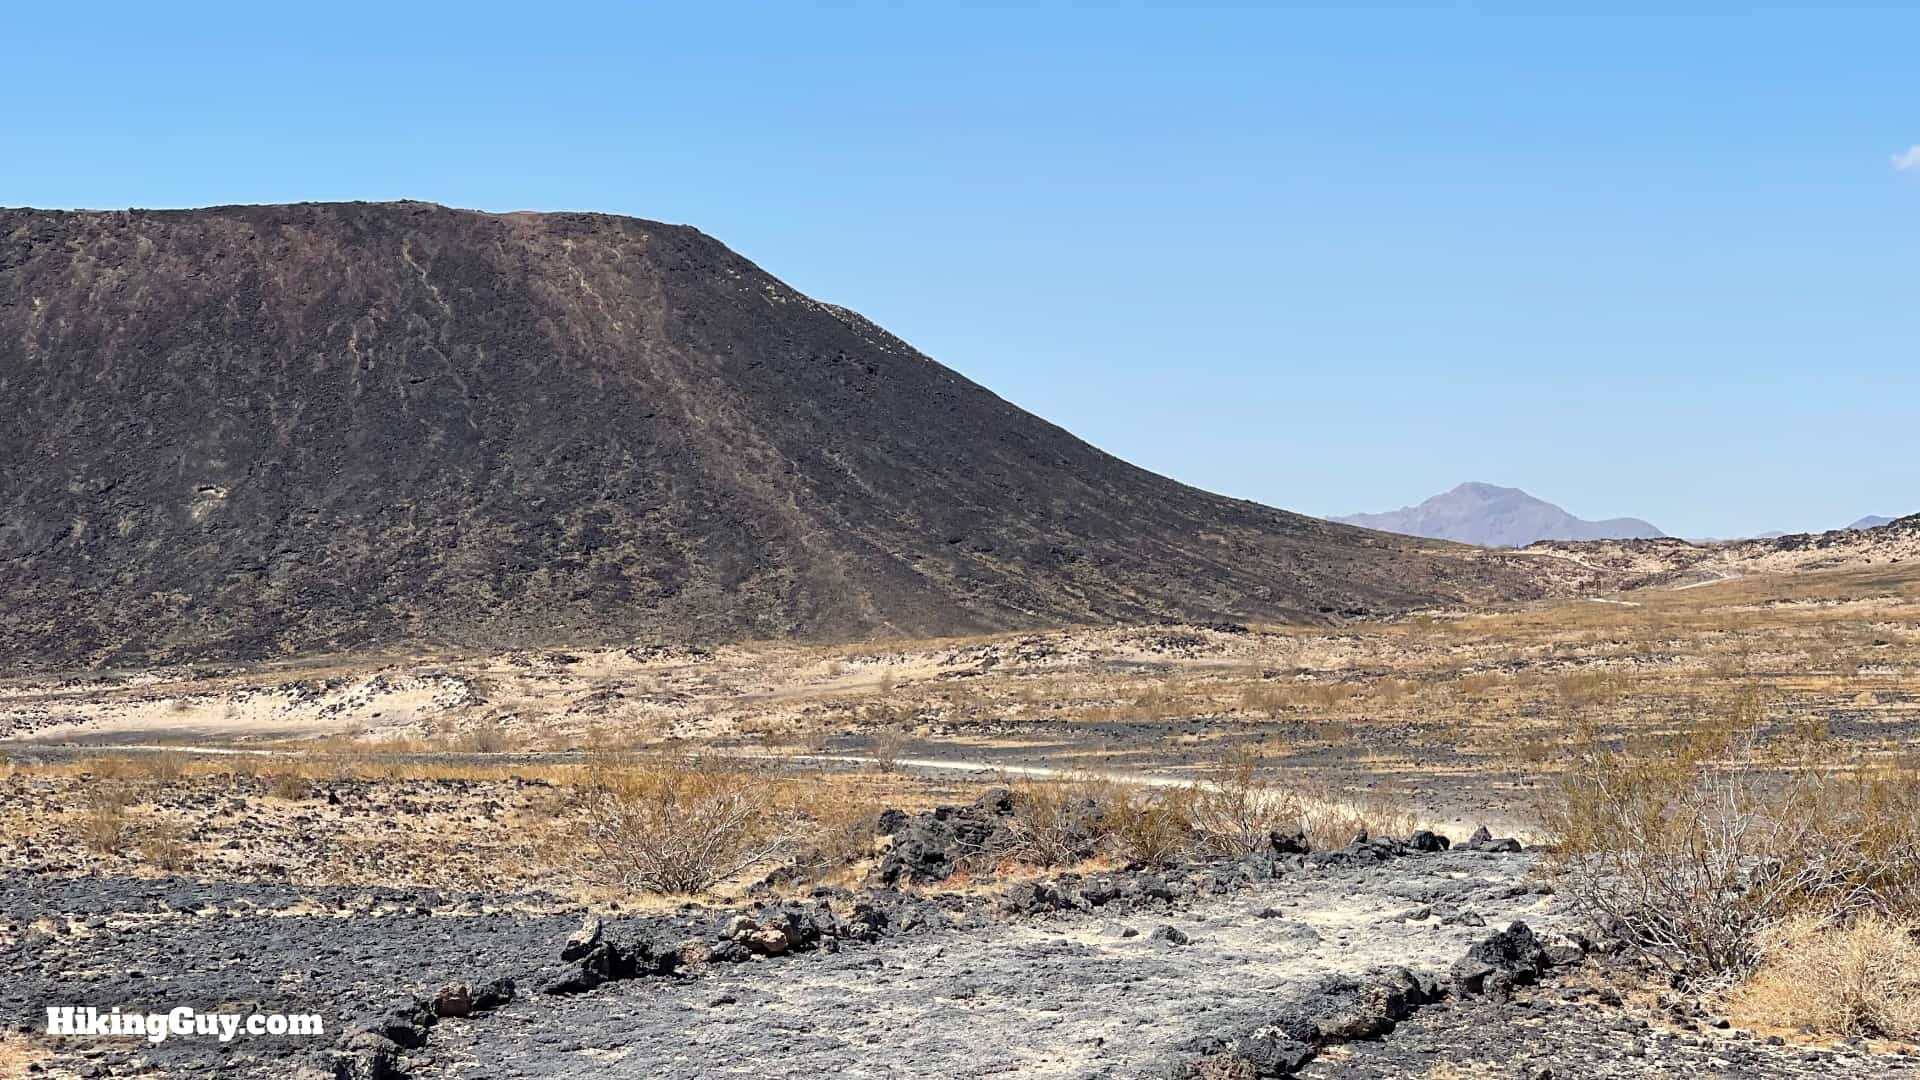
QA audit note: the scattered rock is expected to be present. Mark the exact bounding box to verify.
[1458,825,1523,853]
[746,927,791,956]
[560,915,603,961]
[431,982,472,1019]
[1451,921,1549,1002]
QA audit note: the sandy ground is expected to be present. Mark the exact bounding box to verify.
[8,557,1919,839]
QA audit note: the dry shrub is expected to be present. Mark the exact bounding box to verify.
[579,754,800,895]
[1454,671,1504,699]
[1186,756,1419,851]
[0,1030,49,1076]
[1540,694,1920,977]
[266,773,314,801]
[780,794,888,884]
[1236,681,1288,719]
[82,756,138,782]
[78,789,131,854]
[1301,681,1356,713]
[1104,785,1202,866]
[1727,915,1920,1039]
[1188,749,1304,857]
[142,752,187,783]
[1299,786,1421,851]
[1008,781,1106,867]
[136,819,194,872]
[1555,669,1632,708]
[1008,778,1199,867]
[866,727,908,774]
[1372,678,1411,707]
[455,720,516,754]
[1188,1055,1258,1080]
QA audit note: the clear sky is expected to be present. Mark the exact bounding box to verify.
[9,2,1916,539]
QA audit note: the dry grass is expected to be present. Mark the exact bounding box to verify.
[1727,915,1920,1040]
[577,753,802,895]
[136,817,195,872]
[1188,749,1305,856]
[77,787,131,854]
[1004,750,1419,869]
[1539,690,1920,977]
[266,772,315,800]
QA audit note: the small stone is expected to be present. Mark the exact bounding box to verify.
[745,927,790,955]
[1148,925,1190,946]
[560,915,603,961]
[431,982,473,1019]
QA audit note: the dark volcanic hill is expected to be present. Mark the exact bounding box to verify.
[0,202,1537,670]
[1335,483,1666,548]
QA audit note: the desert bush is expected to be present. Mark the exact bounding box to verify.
[1007,781,1109,867]
[866,727,909,774]
[142,751,187,783]
[78,789,131,854]
[1727,914,1920,1039]
[1538,702,1920,977]
[1102,785,1202,866]
[579,755,800,895]
[778,794,889,884]
[455,720,516,754]
[1298,785,1420,851]
[265,772,314,801]
[1554,669,1632,708]
[82,756,138,782]
[1006,778,1200,868]
[1188,749,1304,857]
[136,819,194,871]
[1236,680,1287,719]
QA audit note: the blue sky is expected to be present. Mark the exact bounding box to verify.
[8,2,1916,538]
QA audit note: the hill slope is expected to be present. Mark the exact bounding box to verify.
[1522,514,1920,587]
[0,202,1541,669]
[1334,482,1665,548]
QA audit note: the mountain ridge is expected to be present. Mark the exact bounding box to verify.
[1334,482,1665,548]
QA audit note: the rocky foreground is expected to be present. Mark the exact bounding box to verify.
[7,802,1906,1079]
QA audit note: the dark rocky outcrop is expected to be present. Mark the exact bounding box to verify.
[1174,967,1445,1078]
[1451,920,1552,1002]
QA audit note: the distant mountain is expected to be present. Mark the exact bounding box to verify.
[1334,483,1666,548]
[1691,531,1787,543]
[1848,516,1897,531]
